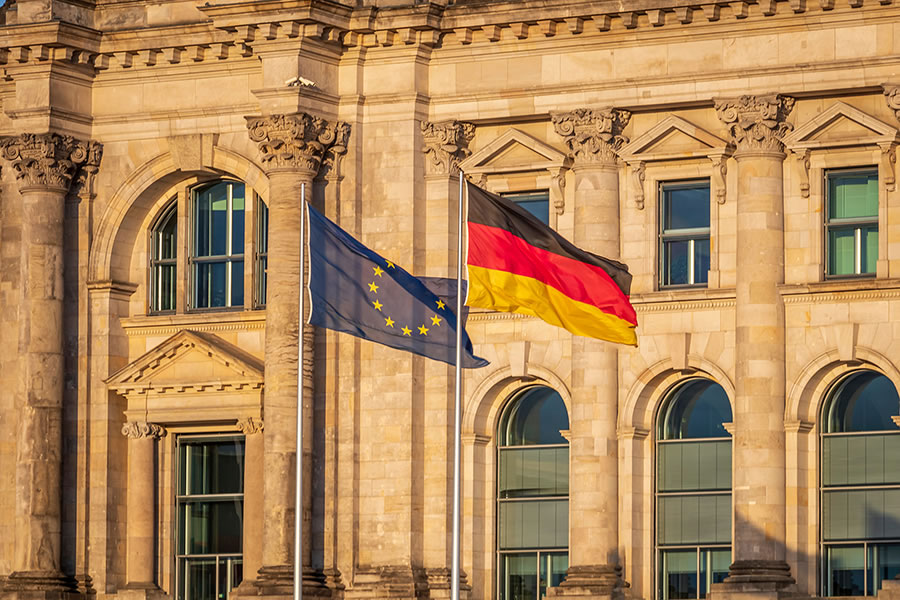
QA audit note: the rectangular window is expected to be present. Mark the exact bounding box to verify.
[255,197,268,307]
[176,435,245,600]
[659,182,711,288]
[825,169,878,277]
[150,204,177,313]
[501,190,550,225]
[192,182,245,309]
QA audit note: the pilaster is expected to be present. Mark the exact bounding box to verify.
[710,94,796,598]
[235,417,265,593]
[0,133,102,600]
[547,109,630,600]
[242,113,349,600]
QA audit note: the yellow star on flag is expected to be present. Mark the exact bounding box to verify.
[373,266,384,277]
[418,325,429,335]
[368,282,379,293]
[385,316,395,327]
[435,299,446,310]
[373,300,383,311]
[386,260,395,269]
[401,326,412,336]
[431,315,442,326]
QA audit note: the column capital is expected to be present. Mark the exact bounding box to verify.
[714,94,795,155]
[551,108,631,166]
[884,84,900,123]
[421,119,475,176]
[236,416,264,435]
[0,133,103,194]
[245,113,350,177]
[121,421,167,440]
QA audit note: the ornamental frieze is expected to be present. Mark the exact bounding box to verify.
[714,94,795,154]
[422,120,475,175]
[551,108,631,165]
[121,421,167,440]
[0,134,103,192]
[246,113,351,175]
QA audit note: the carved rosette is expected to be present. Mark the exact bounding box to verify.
[121,421,167,440]
[236,416,264,435]
[422,120,475,176]
[0,133,103,192]
[885,84,900,123]
[246,113,350,176]
[551,108,631,165]
[714,94,795,155]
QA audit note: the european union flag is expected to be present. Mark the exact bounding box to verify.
[307,204,488,369]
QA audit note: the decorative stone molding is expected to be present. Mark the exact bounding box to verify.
[236,416,264,435]
[551,108,631,165]
[320,121,351,180]
[880,143,897,192]
[550,168,566,215]
[714,94,795,154]
[70,141,104,201]
[885,84,900,123]
[121,421,167,440]
[783,420,814,434]
[245,113,349,175]
[0,133,102,192]
[792,148,811,198]
[421,120,475,175]
[630,161,646,209]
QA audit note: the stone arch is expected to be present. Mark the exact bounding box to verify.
[464,364,572,440]
[621,355,735,435]
[89,145,268,283]
[787,346,900,426]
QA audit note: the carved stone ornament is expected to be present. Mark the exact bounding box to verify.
[236,416,264,435]
[793,148,811,198]
[422,120,475,175]
[879,142,897,193]
[246,113,350,175]
[885,84,900,123]
[0,133,103,192]
[550,168,566,215]
[630,161,646,209]
[320,120,351,179]
[710,154,728,204]
[551,108,631,165]
[121,421,167,440]
[714,94,795,154]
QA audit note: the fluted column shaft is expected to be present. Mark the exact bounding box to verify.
[122,422,166,588]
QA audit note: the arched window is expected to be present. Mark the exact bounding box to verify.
[821,371,900,596]
[656,379,732,600]
[497,386,569,600]
[150,202,177,313]
[192,181,245,309]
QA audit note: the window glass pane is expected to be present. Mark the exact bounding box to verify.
[660,549,698,600]
[194,262,228,309]
[658,441,731,493]
[181,558,216,600]
[180,440,245,495]
[825,372,899,433]
[159,209,177,260]
[501,554,538,600]
[181,500,243,555]
[540,552,568,598]
[231,260,244,307]
[862,226,878,274]
[829,171,878,220]
[826,545,866,596]
[499,387,569,446]
[196,194,210,257]
[231,184,245,254]
[664,185,711,231]
[210,187,228,256]
[499,448,568,498]
[828,228,857,276]
[498,500,568,550]
[660,380,732,440]
[663,240,689,286]
[257,199,268,306]
[502,191,550,226]
[694,239,710,285]
[872,544,900,594]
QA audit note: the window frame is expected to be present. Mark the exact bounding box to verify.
[149,200,178,314]
[823,167,879,280]
[658,180,712,290]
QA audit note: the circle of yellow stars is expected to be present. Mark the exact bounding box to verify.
[368,260,444,337]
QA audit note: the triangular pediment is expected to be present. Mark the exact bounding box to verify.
[783,102,899,149]
[619,115,731,162]
[106,329,263,394]
[459,128,569,174]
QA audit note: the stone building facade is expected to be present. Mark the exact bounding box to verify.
[1,1,900,600]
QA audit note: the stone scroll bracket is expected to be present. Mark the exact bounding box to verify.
[709,153,728,204]
[885,84,900,124]
[879,142,897,193]
[792,148,811,198]
[550,167,566,216]
[422,119,476,176]
[628,161,646,210]
[714,94,795,154]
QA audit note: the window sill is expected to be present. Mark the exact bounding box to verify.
[630,287,736,306]
[121,309,266,337]
[779,277,900,298]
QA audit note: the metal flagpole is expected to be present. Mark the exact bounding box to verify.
[451,171,465,600]
[294,182,307,600]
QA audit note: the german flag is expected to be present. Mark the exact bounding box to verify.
[465,182,638,346]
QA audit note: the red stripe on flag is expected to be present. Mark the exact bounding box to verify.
[468,222,637,326]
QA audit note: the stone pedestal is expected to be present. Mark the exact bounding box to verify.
[548,109,632,600]
[709,95,796,600]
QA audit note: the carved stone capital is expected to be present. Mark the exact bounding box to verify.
[121,421,167,440]
[320,121,351,180]
[70,141,104,200]
[421,120,475,175]
[551,108,631,165]
[714,94,795,155]
[0,134,103,193]
[236,416,264,435]
[884,84,900,122]
[246,113,350,176]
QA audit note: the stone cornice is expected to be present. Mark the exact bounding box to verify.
[121,421,167,440]
[780,278,900,303]
[246,112,350,175]
[422,119,475,176]
[551,108,631,165]
[715,94,795,154]
[0,133,102,193]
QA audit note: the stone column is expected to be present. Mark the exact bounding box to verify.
[236,417,265,590]
[547,108,631,600]
[0,133,101,599]
[244,113,349,599]
[711,94,796,596]
[121,421,166,593]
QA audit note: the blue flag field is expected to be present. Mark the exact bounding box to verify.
[306,204,488,369]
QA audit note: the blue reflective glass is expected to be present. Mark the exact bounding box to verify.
[231,186,245,254]
[664,185,710,231]
[660,380,732,440]
[695,239,710,284]
[664,240,689,286]
[231,260,244,307]
[502,191,550,226]
[500,387,569,446]
[826,372,899,433]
